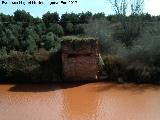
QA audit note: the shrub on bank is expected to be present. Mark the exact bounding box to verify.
[103,55,160,84]
[0,50,62,83]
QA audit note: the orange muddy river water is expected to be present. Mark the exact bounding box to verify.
[0,82,160,120]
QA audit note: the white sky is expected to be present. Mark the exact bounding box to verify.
[0,0,160,17]
[144,0,160,15]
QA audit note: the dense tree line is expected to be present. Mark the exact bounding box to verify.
[0,10,107,53]
[0,9,160,53]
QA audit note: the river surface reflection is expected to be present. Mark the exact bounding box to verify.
[0,82,160,120]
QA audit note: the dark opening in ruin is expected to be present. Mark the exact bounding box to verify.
[68,53,91,58]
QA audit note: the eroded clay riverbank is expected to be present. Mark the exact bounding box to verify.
[0,83,160,120]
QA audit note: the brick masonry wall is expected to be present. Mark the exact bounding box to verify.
[62,40,99,81]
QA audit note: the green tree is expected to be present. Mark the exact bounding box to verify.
[42,32,59,50]
[142,13,152,22]
[79,11,92,23]
[22,26,39,51]
[42,12,59,26]
[0,47,7,57]
[61,13,79,23]
[14,10,33,22]
[25,35,37,52]
[93,12,105,19]
[35,23,46,36]
[0,31,8,47]
[48,24,64,37]
[33,17,43,25]
[60,12,80,29]
[0,13,13,23]
[74,24,85,35]
[5,29,20,50]
[8,24,22,38]
[65,22,74,34]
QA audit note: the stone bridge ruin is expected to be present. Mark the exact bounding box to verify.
[61,37,100,81]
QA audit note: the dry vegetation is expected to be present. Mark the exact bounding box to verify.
[85,19,160,84]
